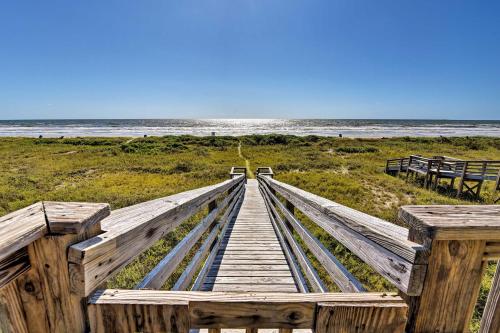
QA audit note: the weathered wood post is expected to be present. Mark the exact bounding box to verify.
[285,200,295,215]
[208,199,218,212]
[457,161,469,197]
[0,201,110,333]
[399,205,500,333]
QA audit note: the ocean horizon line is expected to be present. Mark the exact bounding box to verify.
[0,119,499,138]
[1,117,500,121]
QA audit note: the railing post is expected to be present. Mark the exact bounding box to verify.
[399,205,500,333]
[208,199,218,212]
[0,202,109,333]
[480,263,500,333]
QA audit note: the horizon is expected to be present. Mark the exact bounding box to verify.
[1,1,500,120]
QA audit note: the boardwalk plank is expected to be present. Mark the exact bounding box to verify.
[202,180,298,293]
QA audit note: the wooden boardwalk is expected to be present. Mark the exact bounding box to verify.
[2,168,500,332]
[201,179,298,293]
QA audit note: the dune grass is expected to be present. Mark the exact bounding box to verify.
[0,134,498,330]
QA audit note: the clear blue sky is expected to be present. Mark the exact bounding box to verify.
[1,0,499,120]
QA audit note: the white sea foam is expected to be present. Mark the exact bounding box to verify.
[0,119,499,137]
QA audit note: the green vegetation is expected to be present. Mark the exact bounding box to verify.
[0,134,498,330]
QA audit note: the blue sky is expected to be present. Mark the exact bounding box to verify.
[1,0,499,120]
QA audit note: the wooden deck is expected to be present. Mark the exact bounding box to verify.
[201,179,298,293]
[2,167,500,332]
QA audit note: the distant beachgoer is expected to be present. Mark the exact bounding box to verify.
[39,135,43,138]
[339,133,343,138]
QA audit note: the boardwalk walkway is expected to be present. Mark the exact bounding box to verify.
[201,179,298,292]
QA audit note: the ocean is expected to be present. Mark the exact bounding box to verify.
[0,119,499,138]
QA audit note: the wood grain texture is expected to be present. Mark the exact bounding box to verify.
[0,282,28,333]
[399,204,500,332]
[261,181,364,293]
[0,200,108,333]
[0,248,30,289]
[399,205,500,240]
[315,302,407,333]
[90,289,402,303]
[0,204,109,332]
[480,263,500,333]
[484,241,500,260]
[261,187,327,293]
[191,190,244,291]
[0,201,109,291]
[407,240,486,333]
[260,176,426,264]
[136,183,244,289]
[69,176,244,296]
[260,177,425,296]
[43,201,110,234]
[261,187,308,293]
[173,226,220,291]
[88,289,403,331]
[23,235,89,332]
[201,180,298,293]
[190,300,312,328]
[89,302,190,333]
[0,202,46,262]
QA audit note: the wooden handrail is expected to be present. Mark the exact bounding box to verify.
[256,166,274,178]
[230,166,247,180]
[260,186,309,293]
[191,188,244,291]
[0,203,46,263]
[399,205,500,332]
[259,174,500,332]
[68,175,245,296]
[258,175,427,296]
[260,181,364,293]
[0,202,110,289]
[260,186,326,293]
[1,167,499,333]
[88,289,407,332]
[0,201,110,332]
[136,182,245,289]
[173,186,245,291]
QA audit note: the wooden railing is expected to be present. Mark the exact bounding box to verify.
[0,175,246,332]
[258,172,500,333]
[388,155,500,199]
[385,157,410,174]
[256,166,275,178]
[230,166,248,180]
[87,290,407,332]
[0,167,499,332]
